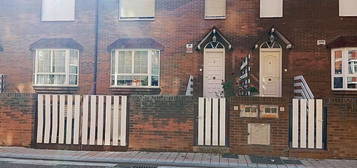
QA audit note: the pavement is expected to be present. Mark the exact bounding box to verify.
[0,147,356,168]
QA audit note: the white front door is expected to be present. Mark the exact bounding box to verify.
[259,49,282,97]
[203,49,225,98]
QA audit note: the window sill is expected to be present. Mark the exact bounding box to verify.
[33,86,79,94]
[109,87,160,95]
[332,90,357,97]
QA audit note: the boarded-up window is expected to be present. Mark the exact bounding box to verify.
[260,0,283,18]
[119,0,155,20]
[205,0,226,19]
[42,0,75,21]
[339,0,357,16]
[248,123,270,145]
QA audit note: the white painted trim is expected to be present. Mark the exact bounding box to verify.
[198,98,204,146]
[259,48,282,97]
[300,99,307,148]
[73,95,80,145]
[66,95,73,144]
[36,95,44,143]
[51,95,58,143]
[292,99,299,148]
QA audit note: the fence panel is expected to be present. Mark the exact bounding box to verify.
[198,97,226,146]
[291,99,325,149]
[36,94,128,147]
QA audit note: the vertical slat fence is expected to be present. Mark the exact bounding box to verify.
[198,97,226,146]
[36,94,128,147]
[291,99,325,149]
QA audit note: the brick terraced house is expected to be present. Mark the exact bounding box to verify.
[0,0,357,159]
[0,0,356,98]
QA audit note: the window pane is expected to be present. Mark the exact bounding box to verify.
[347,77,357,89]
[111,75,115,85]
[335,50,343,74]
[117,76,133,86]
[69,66,78,74]
[38,50,51,73]
[133,76,148,86]
[70,50,79,65]
[69,75,78,85]
[152,51,160,75]
[205,0,226,18]
[53,50,66,73]
[42,0,75,21]
[37,74,51,84]
[53,75,66,85]
[118,51,132,73]
[348,50,357,74]
[134,51,148,74]
[151,76,159,86]
[334,77,343,89]
[120,0,155,18]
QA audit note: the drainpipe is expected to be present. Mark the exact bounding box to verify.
[92,0,99,95]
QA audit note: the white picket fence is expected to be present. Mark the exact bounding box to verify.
[292,99,324,149]
[36,94,127,146]
[198,97,226,146]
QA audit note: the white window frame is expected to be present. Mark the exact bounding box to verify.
[111,49,160,88]
[119,0,156,21]
[259,0,283,18]
[331,48,357,91]
[204,0,226,20]
[41,0,76,21]
[34,49,79,87]
[339,0,357,17]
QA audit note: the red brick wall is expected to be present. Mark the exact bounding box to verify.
[228,96,290,157]
[0,0,356,97]
[289,98,357,159]
[0,93,37,147]
[0,0,97,94]
[128,96,196,152]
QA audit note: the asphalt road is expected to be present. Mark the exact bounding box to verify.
[0,158,196,168]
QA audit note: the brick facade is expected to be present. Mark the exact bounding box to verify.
[0,93,37,147]
[128,96,196,152]
[0,0,356,97]
[228,96,290,157]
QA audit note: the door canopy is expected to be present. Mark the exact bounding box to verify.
[255,27,293,49]
[197,27,232,51]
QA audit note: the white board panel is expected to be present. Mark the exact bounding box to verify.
[205,98,212,145]
[198,97,204,146]
[112,96,120,146]
[81,95,89,145]
[66,95,73,144]
[89,96,97,145]
[58,95,65,144]
[300,99,307,148]
[73,95,80,145]
[51,95,58,143]
[97,96,104,145]
[44,95,51,144]
[212,98,219,146]
[104,96,112,146]
[316,99,323,149]
[36,95,44,143]
[292,99,299,148]
[219,98,226,146]
[120,96,127,146]
[308,99,315,149]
